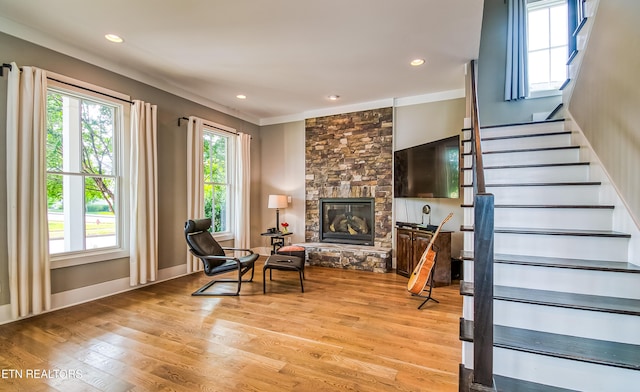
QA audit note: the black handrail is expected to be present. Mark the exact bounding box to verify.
[468,60,495,391]
[470,60,486,195]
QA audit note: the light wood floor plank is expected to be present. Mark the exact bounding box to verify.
[0,258,462,391]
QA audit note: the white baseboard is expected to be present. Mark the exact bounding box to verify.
[0,264,190,326]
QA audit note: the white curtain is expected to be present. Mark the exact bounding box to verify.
[6,63,51,318]
[186,116,204,273]
[129,100,158,285]
[505,0,529,101]
[234,133,251,251]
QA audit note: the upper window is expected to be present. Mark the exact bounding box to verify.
[527,0,568,94]
[202,126,235,238]
[46,77,128,263]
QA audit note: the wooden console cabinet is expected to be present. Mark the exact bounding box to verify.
[396,227,452,287]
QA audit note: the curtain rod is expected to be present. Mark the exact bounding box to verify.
[178,116,251,138]
[2,63,133,104]
[47,76,133,104]
[1,63,12,77]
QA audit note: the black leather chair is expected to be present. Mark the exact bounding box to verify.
[185,218,258,296]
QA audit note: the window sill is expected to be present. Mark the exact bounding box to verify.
[527,89,562,99]
[213,232,235,243]
[51,248,129,269]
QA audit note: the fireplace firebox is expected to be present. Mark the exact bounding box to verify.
[319,198,375,246]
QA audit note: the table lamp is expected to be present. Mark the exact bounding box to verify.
[268,194,288,232]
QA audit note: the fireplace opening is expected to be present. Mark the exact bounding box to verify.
[319,198,374,246]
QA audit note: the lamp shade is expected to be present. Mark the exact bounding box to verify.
[268,194,288,209]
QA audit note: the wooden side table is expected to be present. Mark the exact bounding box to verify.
[260,232,293,254]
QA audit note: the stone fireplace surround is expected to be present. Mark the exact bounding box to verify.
[302,108,393,272]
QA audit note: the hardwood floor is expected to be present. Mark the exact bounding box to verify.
[0,258,462,391]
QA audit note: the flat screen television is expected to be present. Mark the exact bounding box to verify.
[394,135,460,198]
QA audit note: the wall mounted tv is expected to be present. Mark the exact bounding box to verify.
[394,135,460,198]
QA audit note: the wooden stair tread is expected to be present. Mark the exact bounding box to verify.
[462,181,601,188]
[460,252,640,273]
[494,374,580,392]
[459,365,578,392]
[495,285,640,316]
[483,145,580,155]
[461,321,640,370]
[459,282,640,315]
[495,325,640,370]
[461,145,580,157]
[460,226,631,238]
[461,162,590,170]
[460,204,615,209]
[461,118,565,131]
[481,130,571,142]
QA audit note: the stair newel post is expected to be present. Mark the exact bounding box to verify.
[471,193,495,391]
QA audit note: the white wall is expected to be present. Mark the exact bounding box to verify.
[259,121,306,254]
[394,98,467,259]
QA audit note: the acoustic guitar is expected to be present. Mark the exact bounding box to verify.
[407,212,453,295]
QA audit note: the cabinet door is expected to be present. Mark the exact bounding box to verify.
[396,229,412,277]
[412,231,433,273]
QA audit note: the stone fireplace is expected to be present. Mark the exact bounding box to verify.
[303,108,393,272]
[319,198,374,246]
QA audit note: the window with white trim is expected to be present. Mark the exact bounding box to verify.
[46,77,129,264]
[202,125,235,239]
[527,0,568,94]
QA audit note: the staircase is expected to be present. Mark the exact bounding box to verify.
[459,119,640,391]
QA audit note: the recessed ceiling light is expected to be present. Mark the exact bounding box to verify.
[410,58,425,66]
[328,95,340,101]
[236,94,247,99]
[105,34,124,43]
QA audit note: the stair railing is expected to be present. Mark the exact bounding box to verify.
[469,59,496,391]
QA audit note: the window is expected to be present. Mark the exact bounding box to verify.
[202,125,235,238]
[527,0,568,94]
[46,76,129,264]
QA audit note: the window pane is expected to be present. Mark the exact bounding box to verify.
[550,4,568,47]
[213,184,228,233]
[528,50,550,85]
[204,183,228,233]
[204,184,214,225]
[85,177,116,249]
[528,8,549,51]
[203,134,213,183]
[47,173,65,254]
[82,100,114,176]
[550,46,568,83]
[46,92,64,172]
[205,132,227,183]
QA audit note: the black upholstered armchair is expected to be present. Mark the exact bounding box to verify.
[185,218,258,296]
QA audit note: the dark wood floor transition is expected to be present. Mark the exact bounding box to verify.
[0,257,462,391]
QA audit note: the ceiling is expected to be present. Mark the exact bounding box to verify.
[0,0,484,125]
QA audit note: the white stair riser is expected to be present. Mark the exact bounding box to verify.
[464,299,640,345]
[494,262,640,299]
[480,122,566,139]
[494,232,629,261]
[484,165,589,184]
[483,148,581,166]
[487,185,601,204]
[463,231,629,261]
[494,347,640,392]
[461,261,638,298]
[482,133,571,152]
[492,208,613,231]
[494,301,640,345]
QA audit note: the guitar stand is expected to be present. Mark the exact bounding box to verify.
[415,281,439,309]
[415,257,438,310]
